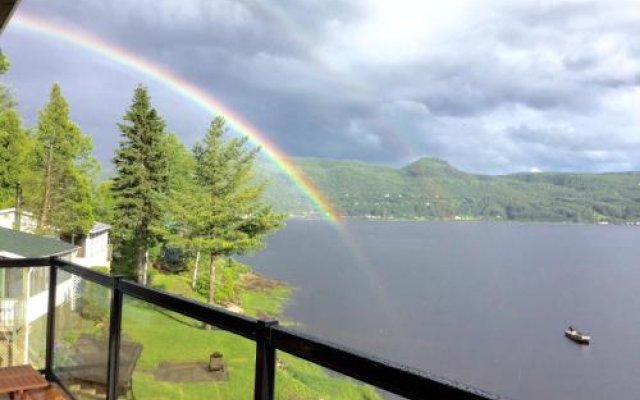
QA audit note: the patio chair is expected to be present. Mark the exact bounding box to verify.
[67,334,143,400]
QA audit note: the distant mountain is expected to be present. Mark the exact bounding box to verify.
[260,157,640,223]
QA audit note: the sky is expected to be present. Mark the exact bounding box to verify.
[2,0,640,174]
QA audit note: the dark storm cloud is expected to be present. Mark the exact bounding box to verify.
[4,0,640,173]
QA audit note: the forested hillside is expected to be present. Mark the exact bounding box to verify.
[262,157,640,223]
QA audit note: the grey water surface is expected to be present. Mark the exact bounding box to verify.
[243,220,640,400]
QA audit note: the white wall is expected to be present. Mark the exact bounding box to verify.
[75,230,110,267]
[0,209,37,232]
[24,276,74,324]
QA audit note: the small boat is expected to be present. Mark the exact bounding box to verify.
[565,326,590,345]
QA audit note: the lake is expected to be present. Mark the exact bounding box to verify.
[243,220,640,400]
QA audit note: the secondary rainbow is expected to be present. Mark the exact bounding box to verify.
[10,13,340,222]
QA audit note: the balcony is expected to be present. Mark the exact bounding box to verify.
[0,257,500,400]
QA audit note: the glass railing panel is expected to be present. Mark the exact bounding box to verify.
[53,273,112,398]
[0,265,49,369]
[121,295,256,399]
[275,351,383,400]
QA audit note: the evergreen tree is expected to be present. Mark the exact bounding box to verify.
[0,51,16,110]
[192,116,284,306]
[156,133,201,283]
[0,107,30,208]
[111,85,168,283]
[27,83,96,236]
[0,51,30,208]
[94,180,115,224]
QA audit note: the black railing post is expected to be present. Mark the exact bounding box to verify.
[254,319,278,400]
[107,275,124,400]
[44,257,58,380]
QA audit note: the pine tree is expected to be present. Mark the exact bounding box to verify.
[0,107,30,208]
[0,51,15,111]
[28,83,96,236]
[111,85,168,283]
[192,116,284,307]
[0,52,30,207]
[156,133,201,283]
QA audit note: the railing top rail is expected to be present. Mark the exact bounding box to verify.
[52,258,258,339]
[0,257,52,268]
[0,257,500,400]
[271,326,508,400]
[118,279,258,340]
[54,258,112,286]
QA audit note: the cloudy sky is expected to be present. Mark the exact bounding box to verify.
[2,0,640,173]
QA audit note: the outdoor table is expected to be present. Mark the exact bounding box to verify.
[0,365,49,399]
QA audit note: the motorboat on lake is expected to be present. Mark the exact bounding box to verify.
[565,326,590,345]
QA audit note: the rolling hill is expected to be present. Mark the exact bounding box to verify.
[260,157,640,223]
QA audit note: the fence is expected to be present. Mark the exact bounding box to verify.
[0,257,503,400]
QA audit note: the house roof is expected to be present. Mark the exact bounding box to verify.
[0,208,34,218]
[90,222,111,234]
[0,227,76,258]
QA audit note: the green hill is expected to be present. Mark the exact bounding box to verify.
[261,157,640,223]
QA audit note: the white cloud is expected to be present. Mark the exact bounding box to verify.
[6,0,640,172]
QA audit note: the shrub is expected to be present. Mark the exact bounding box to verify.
[195,258,249,304]
[77,266,110,323]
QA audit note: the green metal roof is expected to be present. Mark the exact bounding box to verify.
[0,227,76,258]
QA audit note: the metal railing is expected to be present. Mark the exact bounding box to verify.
[0,257,505,400]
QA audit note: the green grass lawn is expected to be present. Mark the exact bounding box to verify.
[122,300,381,399]
[60,261,379,399]
[151,262,293,319]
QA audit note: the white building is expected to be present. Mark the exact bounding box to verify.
[0,208,111,268]
[0,208,111,367]
[0,208,37,232]
[0,227,78,366]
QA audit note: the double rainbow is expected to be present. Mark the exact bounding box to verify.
[10,13,340,222]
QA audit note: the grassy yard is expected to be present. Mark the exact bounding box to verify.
[122,299,380,400]
[56,262,381,399]
[150,261,291,318]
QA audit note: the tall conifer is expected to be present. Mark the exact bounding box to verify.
[192,116,284,306]
[111,85,168,283]
[0,107,29,208]
[0,52,30,209]
[29,84,95,236]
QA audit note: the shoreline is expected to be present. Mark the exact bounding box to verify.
[285,215,639,227]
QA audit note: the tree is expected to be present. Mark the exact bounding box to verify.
[0,52,30,208]
[0,51,16,111]
[156,133,202,285]
[192,116,284,307]
[0,51,9,75]
[0,105,30,208]
[94,180,116,224]
[27,84,96,236]
[111,85,168,283]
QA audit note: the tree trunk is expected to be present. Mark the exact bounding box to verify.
[205,253,218,330]
[143,249,149,285]
[39,144,54,229]
[136,244,146,284]
[208,253,218,305]
[191,251,201,290]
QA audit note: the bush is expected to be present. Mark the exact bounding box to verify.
[195,258,249,304]
[154,247,189,273]
[77,266,110,323]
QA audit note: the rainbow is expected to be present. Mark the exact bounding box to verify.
[10,13,341,222]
